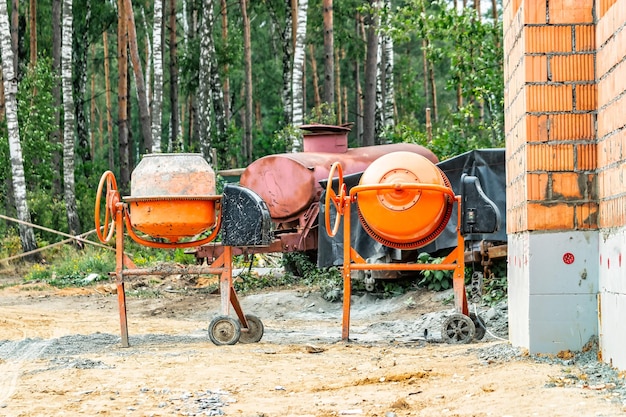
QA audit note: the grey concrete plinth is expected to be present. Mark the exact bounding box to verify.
[508,231,599,354]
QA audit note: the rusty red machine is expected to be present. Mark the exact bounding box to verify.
[94,124,447,346]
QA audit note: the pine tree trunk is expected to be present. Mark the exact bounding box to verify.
[169,0,181,151]
[29,0,36,66]
[309,44,321,108]
[74,1,92,169]
[103,31,114,170]
[322,0,334,107]
[240,0,253,164]
[118,0,131,192]
[0,0,39,259]
[363,1,378,147]
[151,0,163,152]
[125,0,152,154]
[354,12,364,145]
[51,0,62,195]
[428,60,438,123]
[61,0,82,237]
[335,48,341,123]
[291,0,308,129]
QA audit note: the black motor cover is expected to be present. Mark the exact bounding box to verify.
[222,184,273,246]
[460,174,501,235]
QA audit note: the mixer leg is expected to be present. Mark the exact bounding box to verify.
[115,207,130,348]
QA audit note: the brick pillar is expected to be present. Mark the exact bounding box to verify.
[596,0,626,370]
[504,0,599,353]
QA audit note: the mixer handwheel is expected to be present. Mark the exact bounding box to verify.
[238,314,264,344]
[94,171,120,243]
[441,313,476,344]
[208,315,241,345]
[325,162,347,237]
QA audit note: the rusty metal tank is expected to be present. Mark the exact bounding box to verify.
[356,151,453,249]
[125,153,220,242]
[240,142,438,223]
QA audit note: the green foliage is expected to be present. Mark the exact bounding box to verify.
[25,246,115,288]
[305,103,338,125]
[385,0,504,158]
[481,260,508,306]
[17,58,61,193]
[281,252,342,299]
[0,228,23,259]
[416,252,453,291]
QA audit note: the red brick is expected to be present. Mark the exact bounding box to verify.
[551,172,585,199]
[527,143,575,171]
[528,173,549,200]
[526,114,549,142]
[576,84,597,111]
[549,114,595,141]
[575,25,595,51]
[526,26,573,53]
[526,84,573,112]
[576,143,597,171]
[526,55,548,82]
[575,202,598,228]
[524,0,546,24]
[551,54,594,82]
[549,0,593,24]
[527,202,575,230]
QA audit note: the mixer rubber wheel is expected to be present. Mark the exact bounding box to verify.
[470,312,486,341]
[208,316,241,345]
[441,313,476,344]
[238,314,264,344]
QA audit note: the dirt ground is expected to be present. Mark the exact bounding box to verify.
[0,273,625,417]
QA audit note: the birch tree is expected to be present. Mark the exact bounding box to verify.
[151,0,163,152]
[291,0,308,129]
[0,0,39,258]
[198,0,216,160]
[61,0,82,237]
[280,0,293,126]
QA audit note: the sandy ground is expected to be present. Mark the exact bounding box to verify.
[0,276,625,417]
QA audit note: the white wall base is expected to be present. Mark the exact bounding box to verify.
[508,231,599,354]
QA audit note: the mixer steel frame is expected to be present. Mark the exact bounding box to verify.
[325,163,470,341]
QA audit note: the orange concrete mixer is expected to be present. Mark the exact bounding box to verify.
[94,153,263,347]
[325,151,500,344]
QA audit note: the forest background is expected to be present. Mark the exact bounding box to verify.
[0,0,503,262]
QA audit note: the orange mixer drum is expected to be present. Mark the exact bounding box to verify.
[126,153,220,242]
[357,151,453,249]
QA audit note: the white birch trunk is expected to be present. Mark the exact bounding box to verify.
[151,0,163,152]
[281,0,293,126]
[381,0,394,130]
[291,0,308,151]
[0,0,39,255]
[61,0,82,236]
[197,0,214,161]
